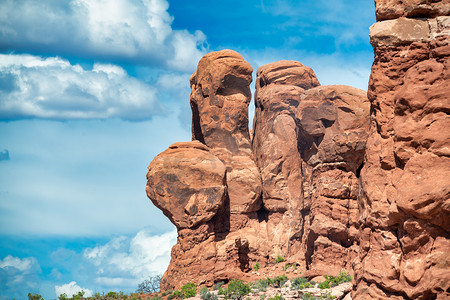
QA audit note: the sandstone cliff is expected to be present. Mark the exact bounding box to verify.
[353,1,450,299]
[146,1,450,299]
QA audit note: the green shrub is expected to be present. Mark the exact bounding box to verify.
[106,291,119,299]
[291,276,315,290]
[181,282,197,298]
[28,294,44,300]
[301,293,313,300]
[199,287,218,300]
[260,295,266,300]
[268,294,284,300]
[168,290,183,300]
[318,281,330,289]
[270,274,288,288]
[73,290,85,300]
[161,290,173,296]
[167,294,176,300]
[275,256,285,264]
[213,282,225,291]
[318,272,352,290]
[253,262,260,271]
[252,278,269,292]
[129,293,143,300]
[222,279,251,300]
[57,294,68,300]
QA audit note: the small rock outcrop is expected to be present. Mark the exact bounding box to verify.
[146,50,370,290]
[374,0,450,21]
[353,0,450,299]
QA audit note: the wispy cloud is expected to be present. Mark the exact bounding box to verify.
[0,0,207,71]
[0,255,42,299]
[0,54,164,120]
[258,0,374,50]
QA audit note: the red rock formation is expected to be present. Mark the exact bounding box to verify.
[253,60,319,213]
[147,50,265,290]
[374,0,450,21]
[146,51,370,290]
[190,50,262,215]
[353,1,450,299]
[297,85,370,275]
[145,3,449,298]
[251,61,319,263]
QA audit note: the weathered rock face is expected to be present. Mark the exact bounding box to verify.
[353,1,450,299]
[374,0,450,21]
[298,85,370,275]
[146,50,371,290]
[253,61,320,213]
[190,50,262,215]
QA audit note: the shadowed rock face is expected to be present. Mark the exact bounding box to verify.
[353,1,450,299]
[146,50,371,290]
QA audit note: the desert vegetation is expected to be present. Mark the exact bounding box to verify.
[28,272,352,300]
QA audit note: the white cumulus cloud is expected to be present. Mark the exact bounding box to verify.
[0,53,164,120]
[0,255,38,273]
[83,229,177,288]
[55,281,93,298]
[0,0,206,71]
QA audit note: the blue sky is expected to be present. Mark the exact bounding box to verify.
[0,0,375,299]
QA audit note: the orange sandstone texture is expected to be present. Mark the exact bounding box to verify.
[146,50,370,291]
[352,1,450,299]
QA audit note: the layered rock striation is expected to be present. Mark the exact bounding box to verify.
[353,1,450,299]
[146,50,370,290]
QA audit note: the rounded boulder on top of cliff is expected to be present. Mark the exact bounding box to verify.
[146,141,227,229]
